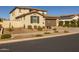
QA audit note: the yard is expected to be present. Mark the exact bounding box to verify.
[0,27,79,41]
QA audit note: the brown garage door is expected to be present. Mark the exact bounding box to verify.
[45,19,56,27]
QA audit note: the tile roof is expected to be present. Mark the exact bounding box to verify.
[9,6,47,13]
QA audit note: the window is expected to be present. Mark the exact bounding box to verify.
[44,12,47,14]
[31,16,39,23]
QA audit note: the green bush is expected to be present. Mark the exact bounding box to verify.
[70,20,77,27]
[77,20,79,27]
[35,34,43,37]
[59,21,63,26]
[54,30,59,33]
[37,26,43,31]
[0,18,3,22]
[42,26,45,29]
[64,21,70,27]
[1,34,11,39]
[53,28,57,31]
[34,25,37,29]
[44,32,51,34]
[64,30,69,33]
[53,28,58,33]
[8,27,14,32]
[27,25,32,29]
[23,24,26,29]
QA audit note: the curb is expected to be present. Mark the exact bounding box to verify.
[0,32,78,44]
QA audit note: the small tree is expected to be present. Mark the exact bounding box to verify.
[23,24,26,29]
[70,20,77,27]
[77,20,79,27]
[34,25,37,29]
[42,26,45,29]
[53,28,58,33]
[0,18,3,22]
[59,21,63,26]
[8,26,14,32]
[64,21,70,27]
[0,25,3,30]
[27,25,32,29]
[37,26,43,31]
[8,23,14,32]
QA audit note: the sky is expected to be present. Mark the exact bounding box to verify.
[1,6,79,19]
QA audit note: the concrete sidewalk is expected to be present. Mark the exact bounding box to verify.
[0,32,79,45]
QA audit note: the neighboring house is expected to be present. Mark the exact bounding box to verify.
[59,14,79,21]
[58,14,79,26]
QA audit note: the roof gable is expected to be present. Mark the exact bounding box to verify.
[9,6,31,14]
[9,6,47,14]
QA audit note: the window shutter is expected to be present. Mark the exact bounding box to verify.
[37,16,39,23]
[31,16,33,23]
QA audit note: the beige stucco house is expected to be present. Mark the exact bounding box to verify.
[59,14,79,26]
[0,6,59,29]
[59,14,79,21]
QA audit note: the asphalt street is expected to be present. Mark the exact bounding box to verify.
[0,33,79,52]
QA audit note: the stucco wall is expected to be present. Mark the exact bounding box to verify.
[10,8,30,21]
[25,13,45,28]
[1,21,24,28]
[1,13,45,28]
[16,13,46,28]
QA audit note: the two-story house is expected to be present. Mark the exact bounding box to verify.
[8,6,59,29]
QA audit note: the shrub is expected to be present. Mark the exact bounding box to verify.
[27,25,32,29]
[59,21,63,26]
[53,28,57,31]
[35,34,43,37]
[54,30,59,33]
[0,18,3,22]
[64,30,69,33]
[53,28,58,33]
[70,20,77,27]
[8,27,14,32]
[64,21,70,27]
[44,32,51,34]
[42,26,45,29]
[34,25,37,29]
[1,34,11,39]
[37,26,43,31]
[23,24,26,29]
[77,20,79,27]
[0,25,3,30]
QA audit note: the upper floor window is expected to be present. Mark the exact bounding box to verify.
[31,16,39,23]
[43,12,47,14]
